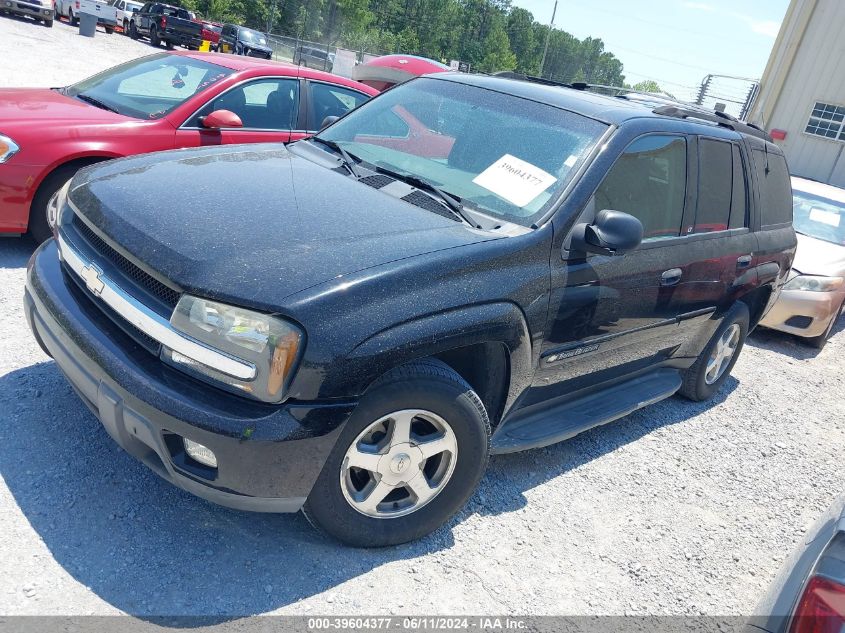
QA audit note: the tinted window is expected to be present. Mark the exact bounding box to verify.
[595,135,687,240]
[695,139,732,233]
[729,145,747,229]
[190,78,299,130]
[752,149,792,226]
[308,83,369,131]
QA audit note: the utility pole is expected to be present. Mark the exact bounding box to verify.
[538,0,558,78]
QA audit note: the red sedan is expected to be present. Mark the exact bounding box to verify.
[0,51,378,241]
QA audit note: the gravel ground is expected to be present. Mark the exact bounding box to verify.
[2,15,845,619]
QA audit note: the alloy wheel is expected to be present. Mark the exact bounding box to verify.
[340,409,458,519]
[705,323,741,385]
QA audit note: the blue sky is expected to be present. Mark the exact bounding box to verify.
[511,0,790,101]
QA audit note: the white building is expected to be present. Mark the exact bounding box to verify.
[749,0,845,186]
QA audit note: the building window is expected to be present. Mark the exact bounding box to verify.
[805,101,845,140]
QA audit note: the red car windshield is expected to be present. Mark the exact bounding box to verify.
[64,53,233,120]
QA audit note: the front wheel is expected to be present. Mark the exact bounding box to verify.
[679,302,749,401]
[303,359,490,547]
[28,166,77,244]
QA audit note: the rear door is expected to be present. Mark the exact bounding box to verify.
[175,77,299,146]
[302,80,372,138]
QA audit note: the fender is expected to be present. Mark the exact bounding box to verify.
[322,302,534,413]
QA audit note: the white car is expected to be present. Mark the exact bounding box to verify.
[109,0,142,33]
[55,0,117,31]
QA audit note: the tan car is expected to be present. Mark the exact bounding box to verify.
[761,176,845,348]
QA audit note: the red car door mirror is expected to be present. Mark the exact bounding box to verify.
[201,110,243,130]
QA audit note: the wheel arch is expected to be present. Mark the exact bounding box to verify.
[739,284,774,331]
[323,302,534,425]
[26,154,121,228]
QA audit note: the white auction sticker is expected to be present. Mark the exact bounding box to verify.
[809,207,841,227]
[472,154,557,207]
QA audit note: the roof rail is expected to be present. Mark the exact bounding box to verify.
[652,105,771,141]
[492,71,572,89]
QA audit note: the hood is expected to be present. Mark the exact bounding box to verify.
[793,233,845,276]
[68,144,500,309]
[0,88,124,125]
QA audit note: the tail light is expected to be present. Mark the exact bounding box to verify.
[790,576,845,633]
[160,15,166,28]
[74,0,78,7]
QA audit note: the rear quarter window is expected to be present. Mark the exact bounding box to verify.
[752,149,792,227]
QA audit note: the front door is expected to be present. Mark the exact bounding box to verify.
[174,77,299,147]
[529,133,697,404]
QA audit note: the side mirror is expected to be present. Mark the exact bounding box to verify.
[320,115,339,130]
[570,209,643,256]
[201,109,243,130]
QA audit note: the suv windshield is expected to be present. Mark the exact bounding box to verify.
[316,77,608,226]
[793,188,845,245]
[240,29,266,45]
[65,53,233,120]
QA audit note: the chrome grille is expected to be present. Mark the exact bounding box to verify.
[72,216,181,309]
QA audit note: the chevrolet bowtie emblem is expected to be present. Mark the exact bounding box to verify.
[80,264,105,297]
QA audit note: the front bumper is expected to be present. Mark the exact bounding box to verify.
[759,287,845,338]
[2,0,54,17]
[25,239,354,512]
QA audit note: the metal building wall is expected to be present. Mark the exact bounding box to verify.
[749,0,845,186]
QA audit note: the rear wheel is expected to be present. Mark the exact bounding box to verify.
[122,18,128,33]
[69,8,78,25]
[105,25,114,34]
[45,18,53,26]
[129,19,137,39]
[679,302,749,401]
[149,24,160,46]
[303,359,490,547]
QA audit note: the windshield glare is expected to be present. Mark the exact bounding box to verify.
[793,190,845,246]
[65,54,233,120]
[316,77,608,226]
[241,29,266,45]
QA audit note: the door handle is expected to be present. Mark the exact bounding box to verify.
[737,255,752,269]
[661,268,682,286]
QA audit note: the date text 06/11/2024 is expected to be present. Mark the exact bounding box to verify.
[307,617,528,630]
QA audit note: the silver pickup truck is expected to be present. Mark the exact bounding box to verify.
[1,0,56,27]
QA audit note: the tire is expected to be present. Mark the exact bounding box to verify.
[105,25,114,34]
[129,20,137,39]
[149,25,160,47]
[303,359,490,547]
[122,19,128,34]
[678,302,750,401]
[69,8,78,25]
[45,18,53,26]
[806,300,844,349]
[27,165,79,244]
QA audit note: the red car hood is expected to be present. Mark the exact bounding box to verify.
[0,88,126,125]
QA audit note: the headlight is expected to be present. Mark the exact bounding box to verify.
[48,180,72,230]
[162,295,303,403]
[0,134,20,164]
[783,275,845,292]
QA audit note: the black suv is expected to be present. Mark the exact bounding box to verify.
[25,75,796,547]
[217,24,272,59]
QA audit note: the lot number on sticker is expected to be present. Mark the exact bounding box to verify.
[809,207,841,227]
[472,154,557,207]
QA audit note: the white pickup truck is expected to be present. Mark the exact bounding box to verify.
[55,0,118,32]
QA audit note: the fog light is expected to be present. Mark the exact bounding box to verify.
[183,438,217,468]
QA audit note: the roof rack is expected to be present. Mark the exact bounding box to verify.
[652,105,771,141]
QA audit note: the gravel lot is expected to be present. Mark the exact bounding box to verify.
[2,15,845,619]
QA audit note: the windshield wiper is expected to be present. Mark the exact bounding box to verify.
[371,165,480,228]
[76,93,120,114]
[310,137,362,179]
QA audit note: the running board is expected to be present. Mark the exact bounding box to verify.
[490,369,683,454]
